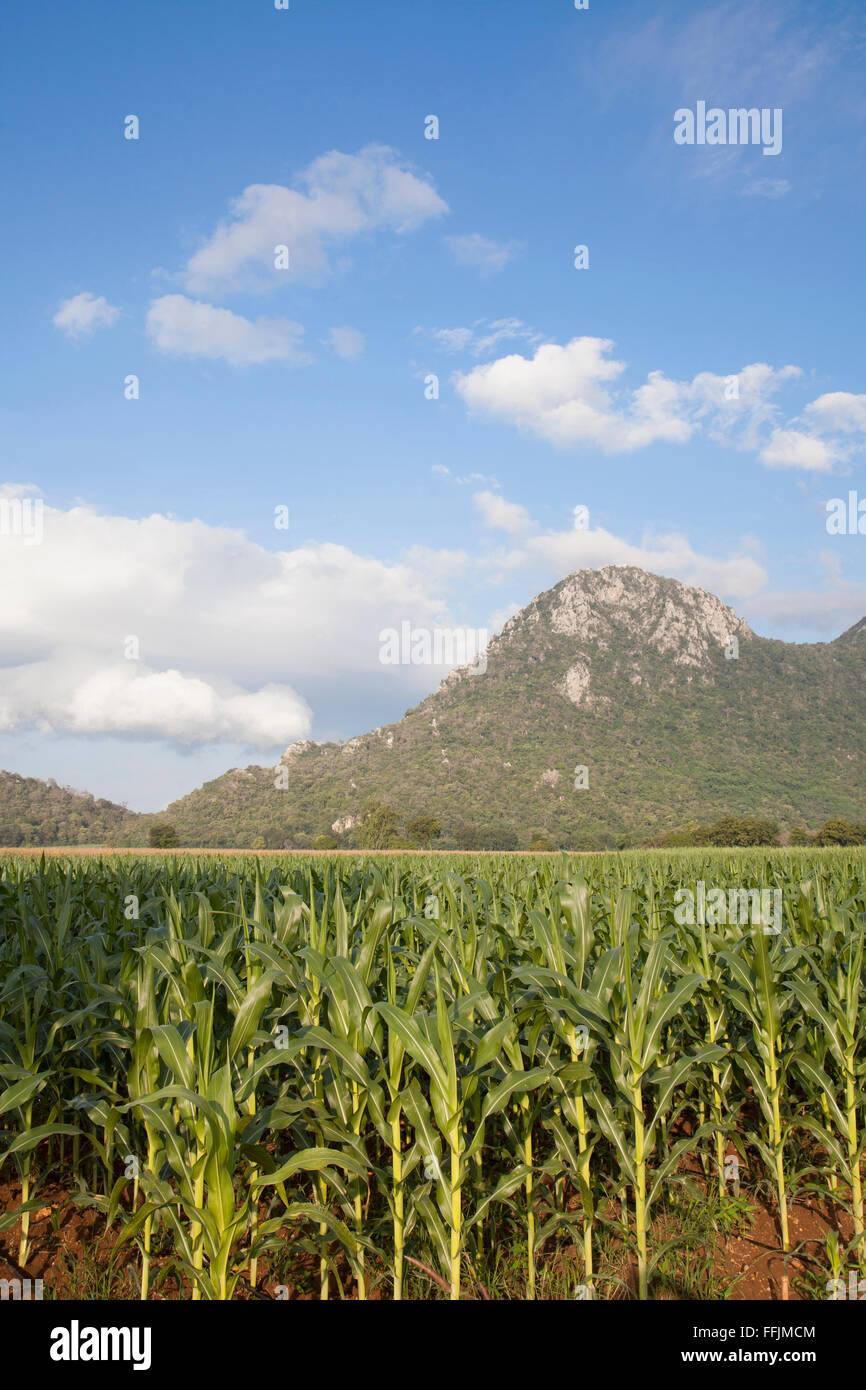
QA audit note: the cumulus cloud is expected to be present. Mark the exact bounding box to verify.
[53,292,120,340]
[179,145,448,296]
[749,391,866,473]
[805,392,866,434]
[454,337,841,467]
[0,662,311,748]
[445,234,519,276]
[455,338,696,452]
[759,428,840,472]
[473,490,533,535]
[524,527,767,600]
[146,295,307,365]
[0,499,456,748]
[472,491,768,599]
[326,325,365,360]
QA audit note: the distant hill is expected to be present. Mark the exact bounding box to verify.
[0,772,140,847]
[3,566,865,850]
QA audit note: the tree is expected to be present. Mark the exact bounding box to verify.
[312,833,340,850]
[250,835,267,851]
[453,822,484,851]
[701,816,779,847]
[480,824,519,851]
[813,818,866,847]
[406,815,442,848]
[356,801,401,850]
[527,829,556,852]
[148,823,179,849]
[788,826,810,846]
[651,817,779,848]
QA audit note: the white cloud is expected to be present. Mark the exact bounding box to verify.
[473,490,533,535]
[805,392,866,434]
[526,527,766,600]
[327,325,365,360]
[588,1,838,108]
[429,327,475,353]
[454,337,822,462]
[455,337,696,453]
[0,499,459,748]
[427,317,543,357]
[445,234,519,276]
[583,0,855,200]
[0,662,311,748]
[685,363,802,451]
[146,295,306,366]
[180,145,448,296]
[750,391,866,472]
[53,292,120,340]
[401,546,471,585]
[746,578,866,632]
[433,466,499,487]
[472,492,767,600]
[759,428,839,472]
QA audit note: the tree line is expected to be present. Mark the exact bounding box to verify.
[144,807,866,852]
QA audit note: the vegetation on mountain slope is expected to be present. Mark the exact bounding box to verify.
[0,772,139,847]
[155,567,866,850]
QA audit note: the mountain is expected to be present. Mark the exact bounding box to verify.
[0,772,140,847]
[154,565,866,849]
[2,566,863,850]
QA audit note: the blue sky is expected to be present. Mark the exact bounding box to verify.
[2,0,865,811]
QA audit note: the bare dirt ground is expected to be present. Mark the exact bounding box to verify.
[0,1170,850,1301]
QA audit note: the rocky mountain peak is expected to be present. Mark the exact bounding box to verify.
[495,565,751,670]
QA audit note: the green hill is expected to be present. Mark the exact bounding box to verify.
[0,772,140,847]
[158,566,866,849]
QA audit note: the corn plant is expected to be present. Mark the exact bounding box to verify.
[1,847,864,1302]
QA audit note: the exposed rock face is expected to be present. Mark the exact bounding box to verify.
[280,740,317,764]
[559,660,592,706]
[504,565,751,667]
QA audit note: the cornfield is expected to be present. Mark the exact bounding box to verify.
[1,848,864,1300]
